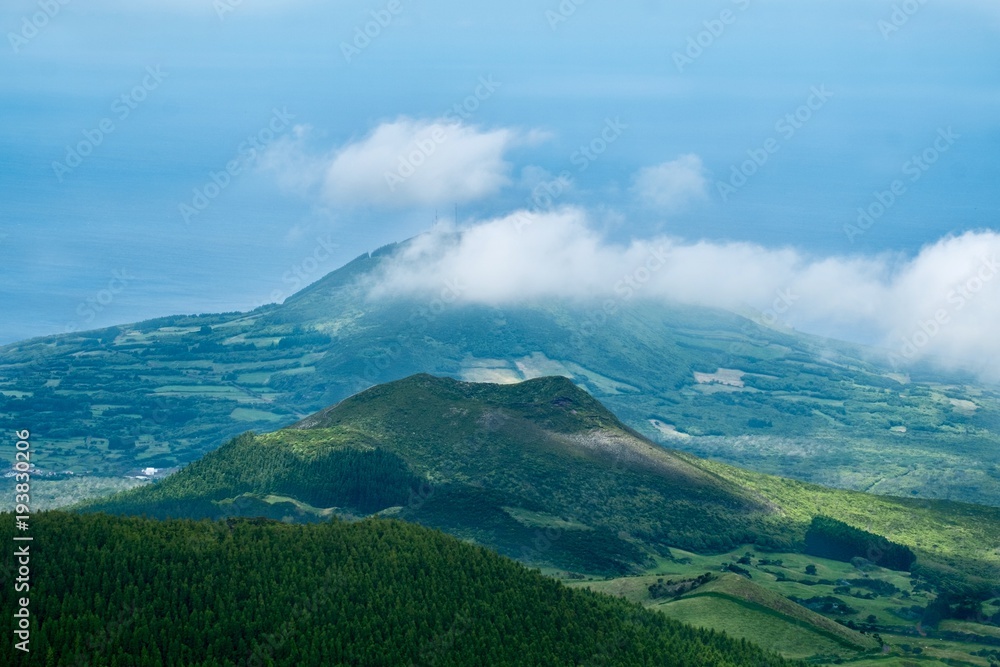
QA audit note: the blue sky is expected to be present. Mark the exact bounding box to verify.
[1,0,998,348]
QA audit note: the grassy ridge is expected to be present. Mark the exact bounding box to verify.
[657,596,849,661]
[683,574,880,650]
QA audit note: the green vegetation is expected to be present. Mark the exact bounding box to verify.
[657,572,882,661]
[3,245,1000,510]
[690,455,1000,594]
[81,375,1000,612]
[659,596,848,661]
[82,374,783,574]
[21,372,992,665]
[0,512,799,667]
[805,516,917,571]
[570,547,1000,665]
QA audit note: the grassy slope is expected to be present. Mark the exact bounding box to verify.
[579,572,879,660]
[691,455,1000,587]
[81,374,1000,590]
[680,574,880,651]
[571,549,1000,665]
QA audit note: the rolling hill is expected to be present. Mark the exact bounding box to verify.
[3,241,1000,510]
[652,574,880,659]
[80,374,1000,591]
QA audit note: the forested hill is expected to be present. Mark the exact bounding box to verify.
[79,374,781,573]
[79,374,1000,591]
[0,512,799,667]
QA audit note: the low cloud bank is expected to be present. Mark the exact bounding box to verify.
[366,208,1000,380]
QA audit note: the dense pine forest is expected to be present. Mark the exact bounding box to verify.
[804,516,916,571]
[1,511,799,667]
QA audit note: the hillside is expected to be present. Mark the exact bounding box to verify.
[3,241,1000,510]
[0,511,798,667]
[81,374,1000,589]
[572,544,1000,666]
[575,568,883,660]
[81,374,780,574]
[663,574,880,652]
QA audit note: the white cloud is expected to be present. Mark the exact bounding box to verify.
[367,208,1000,381]
[631,154,708,211]
[261,118,530,208]
[257,124,326,196]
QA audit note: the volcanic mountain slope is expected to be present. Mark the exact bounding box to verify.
[81,375,1000,590]
[4,241,1000,508]
[4,241,1000,511]
[82,374,779,574]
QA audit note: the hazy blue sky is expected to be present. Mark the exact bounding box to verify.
[1,0,998,345]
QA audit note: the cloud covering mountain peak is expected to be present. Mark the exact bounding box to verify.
[366,208,1000,380]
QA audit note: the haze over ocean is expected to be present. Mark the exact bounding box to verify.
[1,0,997,346]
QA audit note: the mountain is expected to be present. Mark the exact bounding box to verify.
[77,374,1000,663]
[0,512,798,667]
[81,375,1000,591]
[80,374,778,573]
[4,241,1000,510]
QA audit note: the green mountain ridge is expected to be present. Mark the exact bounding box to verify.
[80,374,1000,592]
[82,374,777,574]
[4,241,1000,510]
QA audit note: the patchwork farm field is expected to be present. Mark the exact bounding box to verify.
[568,548,1000,666]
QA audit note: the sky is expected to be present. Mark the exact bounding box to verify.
[1,0,998,375]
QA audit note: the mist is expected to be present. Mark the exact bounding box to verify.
[366,208,1000,381]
